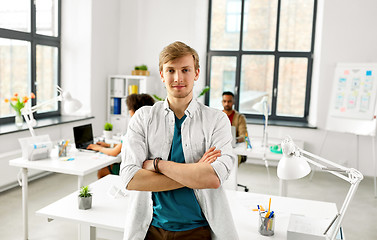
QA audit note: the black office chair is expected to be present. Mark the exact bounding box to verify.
[237,155,249,192]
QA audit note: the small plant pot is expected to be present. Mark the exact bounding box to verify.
[103,130,113,141]
[78,196,92,210]
[132,70,150,76]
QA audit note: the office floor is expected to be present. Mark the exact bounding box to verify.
[0,163,375,239]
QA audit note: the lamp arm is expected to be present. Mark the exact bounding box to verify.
[293,146,363,240]
[298,148,363,184]
[328,181,361,240]
[21,87,63,137]
[28,95,63,114]
[300,148,348,172]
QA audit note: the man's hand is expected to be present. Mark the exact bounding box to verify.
[142,160,155,171]
[142,146,221,173]
[198,146,221,164]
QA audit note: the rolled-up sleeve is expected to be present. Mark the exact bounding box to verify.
[119,108,150,188]
[209,112,236,185]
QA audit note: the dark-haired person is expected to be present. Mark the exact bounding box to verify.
[222,91,248,144]
[87,93,154,178]
[120,41,238,240]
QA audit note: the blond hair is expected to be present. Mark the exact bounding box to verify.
[159,41,200,72]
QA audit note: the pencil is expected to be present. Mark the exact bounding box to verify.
[59,140,69,157]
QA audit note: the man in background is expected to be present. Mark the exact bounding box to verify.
[222,91,248,163]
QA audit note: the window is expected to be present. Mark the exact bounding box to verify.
[0,0,60,124]
[207,0,317,122]
[226,0,249,33]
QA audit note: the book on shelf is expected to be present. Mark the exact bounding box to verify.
[113,98,121,115]
[128,84,138,95]
[112,78,124,96]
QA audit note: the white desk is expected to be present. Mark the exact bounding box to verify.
[233,138,304,196]
[233,138,304,163]
[37,175,339,240]
[9,149,118,240]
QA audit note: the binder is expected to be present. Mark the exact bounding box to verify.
[113,98,121,114]
[112,78,124,96]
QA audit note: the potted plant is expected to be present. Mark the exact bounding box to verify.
[78,185,92,210]
[4,92,35,128]
[132,64,150,76]
[103,122,113,141]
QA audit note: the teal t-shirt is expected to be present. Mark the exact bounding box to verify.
[151,115,208,231]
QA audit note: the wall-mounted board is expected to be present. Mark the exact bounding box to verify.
[326,63,377,136]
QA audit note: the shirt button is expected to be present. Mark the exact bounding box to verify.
[185,144,188,147]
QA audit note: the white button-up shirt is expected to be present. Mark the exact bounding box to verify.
[120,99,238,240]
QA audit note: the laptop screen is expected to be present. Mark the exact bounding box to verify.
[73,124,94,149]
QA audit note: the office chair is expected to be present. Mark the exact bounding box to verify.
[237,155,249,192]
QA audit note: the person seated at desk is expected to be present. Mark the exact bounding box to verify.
[87,93,155,178]
[222,91,248,164]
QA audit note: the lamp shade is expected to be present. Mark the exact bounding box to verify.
[252,96,268,114]
[277,154,311,180]
[62,92,82,113]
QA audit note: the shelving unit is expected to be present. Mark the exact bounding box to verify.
[107,75,150,134]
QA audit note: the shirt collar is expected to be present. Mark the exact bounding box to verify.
[163,97,199,118]
[184,98,198,118]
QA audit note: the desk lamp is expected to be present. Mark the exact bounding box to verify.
[21,85,82,136]
[252,96,269,167]
[277,137,363,240]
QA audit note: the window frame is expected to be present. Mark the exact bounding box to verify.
[0,0,61,124]
[206,0,317,123]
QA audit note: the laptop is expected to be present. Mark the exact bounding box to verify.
[73,124,94,150]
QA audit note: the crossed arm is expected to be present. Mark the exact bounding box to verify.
[126,147,222,192]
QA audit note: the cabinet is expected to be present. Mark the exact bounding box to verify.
[107,75,150,134]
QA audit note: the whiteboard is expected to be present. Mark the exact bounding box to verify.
[326,63,377,136]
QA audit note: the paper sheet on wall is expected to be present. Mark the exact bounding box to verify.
[326,63,377,136]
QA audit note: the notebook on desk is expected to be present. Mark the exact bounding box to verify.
[73,124,94,151]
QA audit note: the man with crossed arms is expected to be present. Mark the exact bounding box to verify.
[120,41,238,240]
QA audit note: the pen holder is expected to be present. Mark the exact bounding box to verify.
[58,141,69,157]
[258,212,275,236]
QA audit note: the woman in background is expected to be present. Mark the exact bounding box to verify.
[87,93,155,178]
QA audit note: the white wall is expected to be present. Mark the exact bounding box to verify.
[118,0,209,100]
[62,0,121,136]
[90,0,121,135]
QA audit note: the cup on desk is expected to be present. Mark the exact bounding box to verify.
[58,141,70,157]
[258,212,275,236]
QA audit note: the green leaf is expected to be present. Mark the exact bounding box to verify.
[139,65,148,71]
[152,94,164,101]
[79,185,92,197]
[197,86,210,98]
